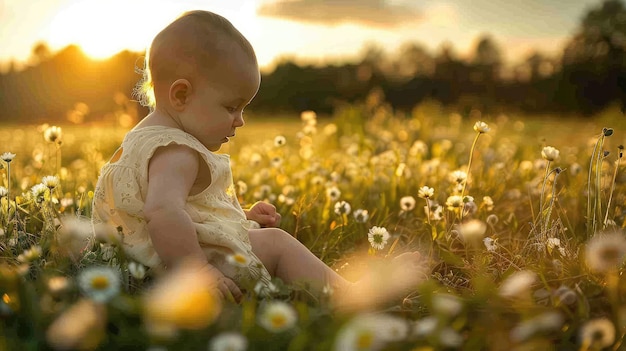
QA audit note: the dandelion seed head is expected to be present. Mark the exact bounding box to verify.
[585,231,626,273]
[579,317,615,349]
[326,186,341,202]
[273,135,286,147]
[499,270,537,299]
[353,209,369,223]
[43,126,63,143]
[399,196,416,211]
[334,200,352,216]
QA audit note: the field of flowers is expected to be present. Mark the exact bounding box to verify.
[1,99,626,351]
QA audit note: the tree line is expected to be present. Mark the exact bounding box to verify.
[0,0,624,124]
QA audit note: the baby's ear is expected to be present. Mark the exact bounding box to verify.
[169,79,192,110]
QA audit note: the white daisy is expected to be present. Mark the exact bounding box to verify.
[334,200,352,216]
[473,121,490,133]
[353,209,369,223]
[368,226,390,250]
[1,152,15,162]
[77,266,121,303]
[258,301,298,333]
[273,135,286,147]
[42,175,60,189]
[418,186,434,199]
[399,196,416,212]
[227,253,250,267]
[209,332,248,351]
[128,262,146,280]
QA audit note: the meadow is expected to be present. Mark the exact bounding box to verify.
[1,99,626,351]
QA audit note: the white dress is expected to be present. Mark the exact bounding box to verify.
[92,125,272,288]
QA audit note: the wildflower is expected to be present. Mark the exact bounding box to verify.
[311,176,325,186]
[17,245,43,263]
[1,152,15,162]
[258,301,297,333]
[499,270,537,300]
[353,209,369,223]
[47,276,71,296]
[78,266,121,303]
[42,175,60,189]
[128,262,146,280]
[410,140,428,156]
[459,219,487,243]
[44,125,63,143]
[418,186,434,199]
[93,222,122,245]
[445,195,464,211]
[486,214,499,226]
[399,196,416,212]
[483,237,497,252]
[368,226,390,250]
[209,332,248,351]
[585,231,626,273]
[143,259,221,330]
[45,299,106,351]
[31,183,48,201]
[579,318,615,349]
[273,135,286,147]
[334,313,407,351]
[267,157,281,169]
[57,215,92,257]
[449,170,468,184]
[226,252,250,267]
[254,280,279,297]
[473,121,490,133]
[334,200,352,216]
[326,186,341,202]
[0,187,7,198]
[236,180,248,195]
[425,202,444,221]
[413,316,438,338]
[301,110,317,123]
[482,196,494,211]
[553,285,577,306]
[432,294,463,317]
[510,311,564,343]
[541,146,560,162]
[439,327,464,348]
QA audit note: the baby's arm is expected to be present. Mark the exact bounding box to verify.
[143,144,242,301]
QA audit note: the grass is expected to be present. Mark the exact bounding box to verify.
[1,100,626,350]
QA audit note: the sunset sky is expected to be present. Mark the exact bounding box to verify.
[0,0,614,71]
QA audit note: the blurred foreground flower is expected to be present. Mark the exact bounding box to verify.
[585,231,626,273]
[258,301,298,333]
[334,313,408,351]
[46,298,107,350]
[579,317,615,350]
[78,266,121,303]
[143,259,221,330]
[499,270,537,300]
[209,332,248,351]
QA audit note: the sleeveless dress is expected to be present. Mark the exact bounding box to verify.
[92,125,272,289]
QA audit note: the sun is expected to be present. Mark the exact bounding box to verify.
[46,0,175,60]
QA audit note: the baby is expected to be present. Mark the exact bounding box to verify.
[92,10,422,308]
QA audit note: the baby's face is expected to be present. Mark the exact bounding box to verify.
[180,48,260,152]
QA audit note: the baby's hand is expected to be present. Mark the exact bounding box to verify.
[245,201,282,227]
[201,263,243,303]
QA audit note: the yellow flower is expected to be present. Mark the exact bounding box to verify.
[143,259,221,330]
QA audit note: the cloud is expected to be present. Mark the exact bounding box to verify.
[257,0,421,28]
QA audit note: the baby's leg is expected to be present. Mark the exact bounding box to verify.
[249,228,350,292]
[249,228,424,310]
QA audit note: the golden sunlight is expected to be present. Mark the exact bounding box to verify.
[46,0,179,59]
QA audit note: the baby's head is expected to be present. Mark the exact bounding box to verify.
[136,10,258,109]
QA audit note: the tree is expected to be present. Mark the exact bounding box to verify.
[559,0,626,114]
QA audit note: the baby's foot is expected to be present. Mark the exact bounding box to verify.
[334,251,425,312]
